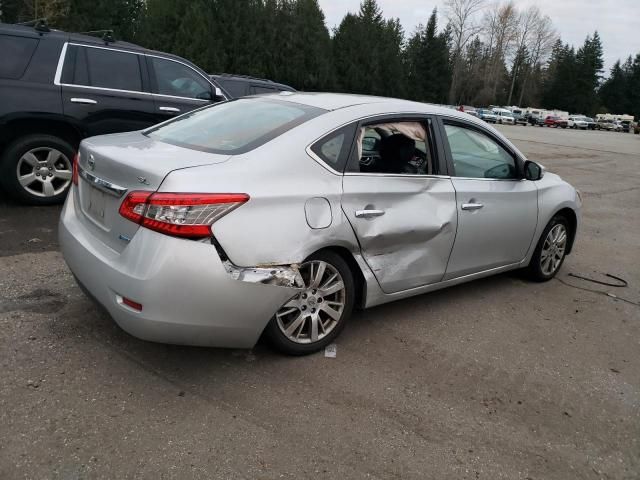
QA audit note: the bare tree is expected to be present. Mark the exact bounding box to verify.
[482,1,518,101]
[445,0,485,104]
[506,5,541,105]
[517,13,557,106]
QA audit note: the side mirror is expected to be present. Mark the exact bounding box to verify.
[524,160,544,181]
[214,87,226,102]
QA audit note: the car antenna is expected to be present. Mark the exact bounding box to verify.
[16,18,50,34]
[79,29,116,45]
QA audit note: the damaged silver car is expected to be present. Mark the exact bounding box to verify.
[59,93,581,355]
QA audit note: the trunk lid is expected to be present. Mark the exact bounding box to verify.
[75,131,232,252]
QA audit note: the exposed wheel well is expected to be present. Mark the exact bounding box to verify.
[315,246,367,309]
[554,207,577,254]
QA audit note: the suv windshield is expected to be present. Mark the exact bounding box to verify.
[146,98,325,154]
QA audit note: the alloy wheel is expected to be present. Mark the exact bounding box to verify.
[16,147,72,198]
[275,260,346,344]
[540,224,567,276]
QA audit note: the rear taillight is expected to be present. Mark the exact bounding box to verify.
[72,152,79,185]
[119,192,249,239]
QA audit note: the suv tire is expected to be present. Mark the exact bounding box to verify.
[0,135,75,205]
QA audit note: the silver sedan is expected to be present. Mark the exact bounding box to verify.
[59,93,581,355]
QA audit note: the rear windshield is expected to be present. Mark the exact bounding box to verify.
[146,98,324,154]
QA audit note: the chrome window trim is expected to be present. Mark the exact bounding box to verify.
[53,42,223,102]
[79,166,127,197]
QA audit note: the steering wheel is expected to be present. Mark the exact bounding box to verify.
[484,164,515,179]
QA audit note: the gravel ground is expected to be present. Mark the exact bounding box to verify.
[0,126,638,479]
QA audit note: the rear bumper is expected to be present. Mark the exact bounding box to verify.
[59,192,299,348]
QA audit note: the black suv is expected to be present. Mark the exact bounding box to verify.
[210,74,295,98]
[0,22,228,204]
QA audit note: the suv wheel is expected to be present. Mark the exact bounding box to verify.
[0,135,75,205]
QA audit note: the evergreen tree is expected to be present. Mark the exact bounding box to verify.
[405,9,451,103]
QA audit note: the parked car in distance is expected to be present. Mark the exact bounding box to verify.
[458,105,478,117]
[477,108,498,123]
[492,108,515,125]
[526,113,543,126]
[596,119,616,131]
[567,116,589,129]
[59,93,581,355]
[0,21,228,205]
[210,74,295,98]
[619,120,631,133]
[584,117,597,130]
[634,121,640,134]
[544,116,568,128]
[512,112,528,126]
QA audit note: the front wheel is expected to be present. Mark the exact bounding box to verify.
[265,251,355,355]
[525,215,570,281]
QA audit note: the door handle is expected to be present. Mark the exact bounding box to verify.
[159,106,180,113]
[355,209,385,218]
[461,203,484,211]
[70,98,97,104]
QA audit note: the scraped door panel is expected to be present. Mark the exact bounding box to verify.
[342,176,457,293]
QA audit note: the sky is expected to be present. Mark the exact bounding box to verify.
[318,0,640,73]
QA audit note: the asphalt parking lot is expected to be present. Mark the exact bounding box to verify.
[1,126,639,479]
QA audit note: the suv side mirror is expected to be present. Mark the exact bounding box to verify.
[524,160,544,181]
[214,87,226,102]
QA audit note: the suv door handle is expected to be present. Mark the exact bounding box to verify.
[70,98,97,105]
[355,209,385,218]
[159,106,180,113]
[461,203,484,211]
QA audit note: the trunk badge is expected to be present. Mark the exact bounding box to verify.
[137,176,150,185]
[88,154,96,171]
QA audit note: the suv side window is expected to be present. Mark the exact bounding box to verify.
[443,123,517,179]
[61,45,142,92]
[150,57,211,100]
[0,34,39,79]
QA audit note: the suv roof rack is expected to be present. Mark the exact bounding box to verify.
[78,29,116,44]
[16,18,50,33]
[213,73,275,84]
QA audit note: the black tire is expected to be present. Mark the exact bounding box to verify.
[265,250,355,355]
[0,134,75,205]
[525,215,570,282]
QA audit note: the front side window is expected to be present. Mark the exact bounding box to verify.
[151,57,211,100]
[347,120,436,175]
[0,34,39,79]
[146,98,325,155]
[444,123,517,179]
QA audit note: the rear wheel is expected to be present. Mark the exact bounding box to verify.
[265,251,355,355]
[526,215,570,281]
[0,135,74,205]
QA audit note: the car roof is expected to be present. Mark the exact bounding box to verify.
[267,92,468,115]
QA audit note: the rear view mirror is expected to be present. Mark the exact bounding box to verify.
[524,160,544,181]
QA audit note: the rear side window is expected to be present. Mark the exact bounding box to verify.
[61,45,142,92]
[310,124,357,171]
[0,34,39,79]
[146,98,325,155]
